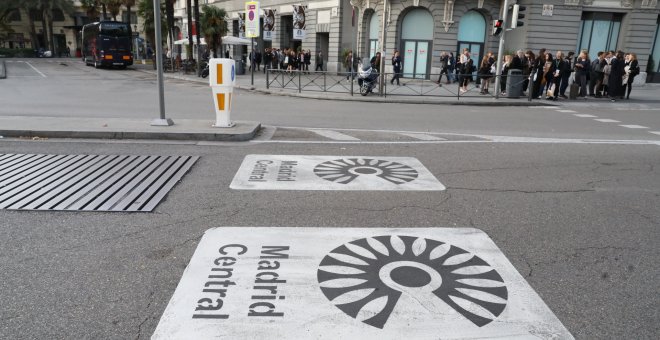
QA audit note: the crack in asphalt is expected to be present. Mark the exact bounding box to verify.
[135,286,155,340]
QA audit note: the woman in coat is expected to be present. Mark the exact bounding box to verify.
[623,53,639,100]
[574,51,590,98]
[608,51,625,101]
[542,53,556,99]
[478,56,492,95]
[531,48,546,99]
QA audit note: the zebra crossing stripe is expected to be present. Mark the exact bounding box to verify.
[649,131,660,136]
[618,125,649,129]
[398,133,447,141]
[594,119,621,123]
[311,129,361,141]
[573,114,597,118]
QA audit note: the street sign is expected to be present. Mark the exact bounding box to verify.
[152,227,574,339]
[245,1,260,38]
[229,155,445,191]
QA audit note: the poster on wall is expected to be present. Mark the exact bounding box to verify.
[292,5,307,40]
[238,13,246,38]
[263,9,276,41]
[245,1,260,38]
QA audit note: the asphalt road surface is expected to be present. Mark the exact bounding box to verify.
[0,59,659,339]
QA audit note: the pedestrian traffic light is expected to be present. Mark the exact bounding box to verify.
[512,4,526,28]
[493,19,504,36]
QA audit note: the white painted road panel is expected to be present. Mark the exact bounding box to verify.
[152,227,574,340]
[594,119,621,123]
[618,125,649,129]
[649,131,660,136]
[311,129,361,141]
[573,114,597,118]
[230,155,445,191]
[398,133,447,141]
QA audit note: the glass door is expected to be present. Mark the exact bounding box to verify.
[415,42,429,79]
[402,40,432,79]
[403,41,416,78]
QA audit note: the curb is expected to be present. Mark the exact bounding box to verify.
[0,60,6,79]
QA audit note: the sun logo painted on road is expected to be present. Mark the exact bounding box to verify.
[317,235,508,329]
[313,158,419,185]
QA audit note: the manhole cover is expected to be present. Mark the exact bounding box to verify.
[0,154,198,211]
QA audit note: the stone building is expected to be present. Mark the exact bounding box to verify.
[184,0,660,82]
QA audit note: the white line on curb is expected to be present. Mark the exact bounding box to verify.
[557,110,577,113]
[311,129,361,141]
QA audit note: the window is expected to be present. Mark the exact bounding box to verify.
[9,8,21,22]
[577,12,623,56]
[650,15,660,73]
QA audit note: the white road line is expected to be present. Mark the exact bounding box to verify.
[650,131,660,136]
[311,129,361,141]
[534,106,558,109]
[594,119,621,123]
[24,61,47,78]
[557,110,577,113]
[574,114,597,118]
[398,133,448,141]
[619,125,649,129]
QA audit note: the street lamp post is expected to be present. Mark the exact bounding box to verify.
[151,0,174,126]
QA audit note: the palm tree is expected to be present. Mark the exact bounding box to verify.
[137,0,166,47]
[18,0,41,51]
[122,0,136,24]
[41,0,74,55]
[0,2,15,40]
[106,0,122,20]
[200,5,227,58]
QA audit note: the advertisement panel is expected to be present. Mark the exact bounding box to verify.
[263,9,276,41]
[245,1,260,38]
[292,5,307,40]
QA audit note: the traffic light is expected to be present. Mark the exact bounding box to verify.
[492,19,504,36]
[512,4,526,28]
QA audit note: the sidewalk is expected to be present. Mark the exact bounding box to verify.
[131,61,660,107]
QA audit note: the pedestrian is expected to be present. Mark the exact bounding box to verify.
[602,52,613,97]
[391,50,402,85]
[608,51,625,101]
[315,50,324,71]
[370,51,381,71]
[478,56,492,95]
[459,49,472,93]
[522,50,533,95]
[542,53,556,99]
[552,51,568,99]
[304,50,311,73]
[255,50,262,71]
[622,53,639,99]
[500,55,512,95]
[447,52,456,83]
[574,51,590,98]
[531,48,546,99]
[263,48,271,73]
[588,51,606,97]
[559,51,574,98]
[345,50,354,80]
[436,52,449,85]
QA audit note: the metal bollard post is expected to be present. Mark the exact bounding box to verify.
[323,71,326,92]
[298,70,302,93]
[266,68,269,89]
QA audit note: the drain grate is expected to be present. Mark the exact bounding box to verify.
[0,154,199,212]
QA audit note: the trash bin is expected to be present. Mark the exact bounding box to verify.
[506,69,524,98]
[235,60,245,75]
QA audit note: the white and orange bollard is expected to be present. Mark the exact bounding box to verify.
[209,58,236,128]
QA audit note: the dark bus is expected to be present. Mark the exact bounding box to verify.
[82,21,133,68]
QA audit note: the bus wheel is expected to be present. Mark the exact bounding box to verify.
[94,59,100,69]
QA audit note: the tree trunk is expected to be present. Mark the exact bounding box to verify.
[102,3,107,20]
[27,10,40,51]
[193,0,201,58]
[41,6,49,52]
[126,5,131,24]
[46,10,54,54]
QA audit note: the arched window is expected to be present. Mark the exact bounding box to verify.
[401,8,434,78]
[368,12,380,61]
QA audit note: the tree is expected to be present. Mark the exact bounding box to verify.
[122,0,136,24]
[106,0,122,20]
[200,5,227,58]
[80,0,100,21]
[18,0,41,50]
[41,0,74,54]
[186,0,192,60]
[137,0,166,47]
[0,1,15,40]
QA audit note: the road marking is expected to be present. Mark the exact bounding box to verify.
[152,227,574,339]
[574,114,597,118]
[618,124,649,129]
[557,110,577,113]
[398,133,447,141]
[311,129,360,141]
[650,131,660,136]
[230,155,445,191]
[594,119,621,123]
[24,61,47,78]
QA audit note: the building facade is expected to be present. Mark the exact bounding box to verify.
[183,0,660,81]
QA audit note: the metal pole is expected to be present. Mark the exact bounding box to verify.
[251,37,255,85]
[378,0,387,96]
[152,0,174,126]
[494,0,510,99]
[194,0,201,77]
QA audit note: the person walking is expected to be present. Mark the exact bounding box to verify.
[459,49,472,93]
[542,53,556,99]
[345,51,354,80]
[531,49,546,99]
[552,51,568,99]
[447,52,456,83]
[315,50,324,71]
[391,50,402,85]
[622,53,639,100]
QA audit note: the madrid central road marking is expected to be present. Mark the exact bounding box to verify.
[230,155,445,191]
[152,227,574,339]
